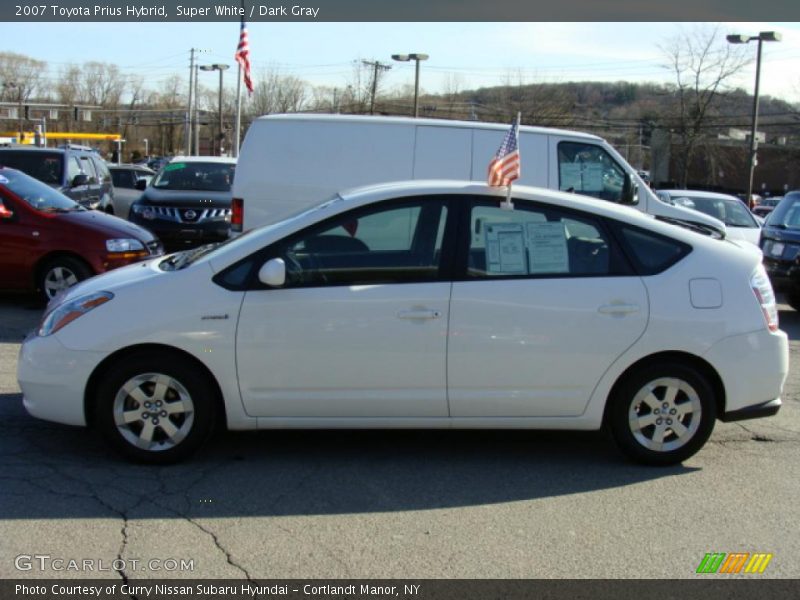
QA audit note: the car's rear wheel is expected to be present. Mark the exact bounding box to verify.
[38,256,93,301]
[609,362,716,465]
[93,352,218,464]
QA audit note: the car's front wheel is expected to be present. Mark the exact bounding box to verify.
[38,256,93,301]
[608,362,717,465]
[93,351,218,463]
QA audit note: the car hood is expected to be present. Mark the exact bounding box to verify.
[49,255,171,308]
[59,210,158,242]
[137,187,231,207]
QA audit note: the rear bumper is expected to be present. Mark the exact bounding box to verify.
[702,328,788,416]
[720,398,781,422]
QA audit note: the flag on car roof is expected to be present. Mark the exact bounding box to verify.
[488,114,521,187]
[235,17,253,94]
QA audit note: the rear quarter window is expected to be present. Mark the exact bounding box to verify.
[614,223,692,275]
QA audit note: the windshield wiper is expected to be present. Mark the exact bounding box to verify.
[656,216,726,239]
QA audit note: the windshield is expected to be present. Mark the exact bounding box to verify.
[670,195,757,228]
[152,161,235,192]
[0,150,64,185]
[0,169,82,212]
[767,193,800,228]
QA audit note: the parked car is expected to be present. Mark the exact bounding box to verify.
[753,197,782,218]
[108,164,155,218]
[0,167,162,301]
[656,189,761,246]
[129,156,235,250]
[760,191,800,310]
[0,145,114,211]
[18,181,787,465]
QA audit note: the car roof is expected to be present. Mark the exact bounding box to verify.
[109,163,155,172]
[210,180,739,272]
[256,113,604,142]
[658,189,741,202]
[167,156,236,164]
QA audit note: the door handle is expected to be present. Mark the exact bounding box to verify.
[598,303,640,316]
[397,309,442,320]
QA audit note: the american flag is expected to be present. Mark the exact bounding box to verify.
[487,116,521,187]
[235,18,253,94]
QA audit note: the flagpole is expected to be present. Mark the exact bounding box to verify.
[233,63,242,158]
[501,111,521,210]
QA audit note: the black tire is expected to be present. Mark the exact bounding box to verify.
[608,362,717,466]
[93,351,219,464]
[38,256,93,302]
[786,292,800,312]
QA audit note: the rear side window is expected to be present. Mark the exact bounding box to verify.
[615,224,691,275]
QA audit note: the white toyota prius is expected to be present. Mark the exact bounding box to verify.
[18,181,789,465]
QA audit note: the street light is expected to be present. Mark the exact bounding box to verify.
[726,31,781,208]
[199,64,230,155]
[391,53,429,118]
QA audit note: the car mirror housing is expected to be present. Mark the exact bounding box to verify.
[71,173,89,188]
[135,179,148,191]
[622,173,639,205]
[258,258,286,287]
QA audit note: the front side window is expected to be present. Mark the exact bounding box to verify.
[467,201,627,278]
[79,156,98,184]
[273,199,450,288]
[67,157,82,183]
[558,141,630,204]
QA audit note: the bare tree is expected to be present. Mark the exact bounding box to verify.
[248,69,308,116]
[81,61,125,107]
[0,52,45,101]
[661,25,751,187]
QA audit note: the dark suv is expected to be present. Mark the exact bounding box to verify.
[0,145,114,211]
[760,191,800,310]
[128,156,235,250]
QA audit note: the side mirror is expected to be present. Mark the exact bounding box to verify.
[71,173,89,188]
[621,173,639,205]
[135,178,148,191]
[258,258,286,287]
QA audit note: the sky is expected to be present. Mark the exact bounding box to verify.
[2,22,800,104]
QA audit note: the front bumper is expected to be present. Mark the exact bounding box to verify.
[129,213,230,247]
[702,328,788,420]
[18,333,106,427]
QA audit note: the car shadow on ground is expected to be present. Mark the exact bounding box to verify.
[1,388,695,521]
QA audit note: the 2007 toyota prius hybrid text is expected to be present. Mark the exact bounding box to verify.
[18,181,789,465]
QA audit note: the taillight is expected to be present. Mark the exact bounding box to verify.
[751,265,779,332]
[231,197,243,233]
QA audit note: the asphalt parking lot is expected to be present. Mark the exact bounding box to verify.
[1,294,799,580]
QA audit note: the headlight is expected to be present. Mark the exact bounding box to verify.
[130,205,155,220]
[38,291,114,337]
[106,238,145,252]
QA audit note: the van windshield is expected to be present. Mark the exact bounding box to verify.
[0,150,63,185]
[0,168,81,212]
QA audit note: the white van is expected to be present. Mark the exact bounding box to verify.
[232,114,723,234]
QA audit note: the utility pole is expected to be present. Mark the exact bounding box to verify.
[185,49,195,155]
[361,59,391,115]
[186,48,210,155]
